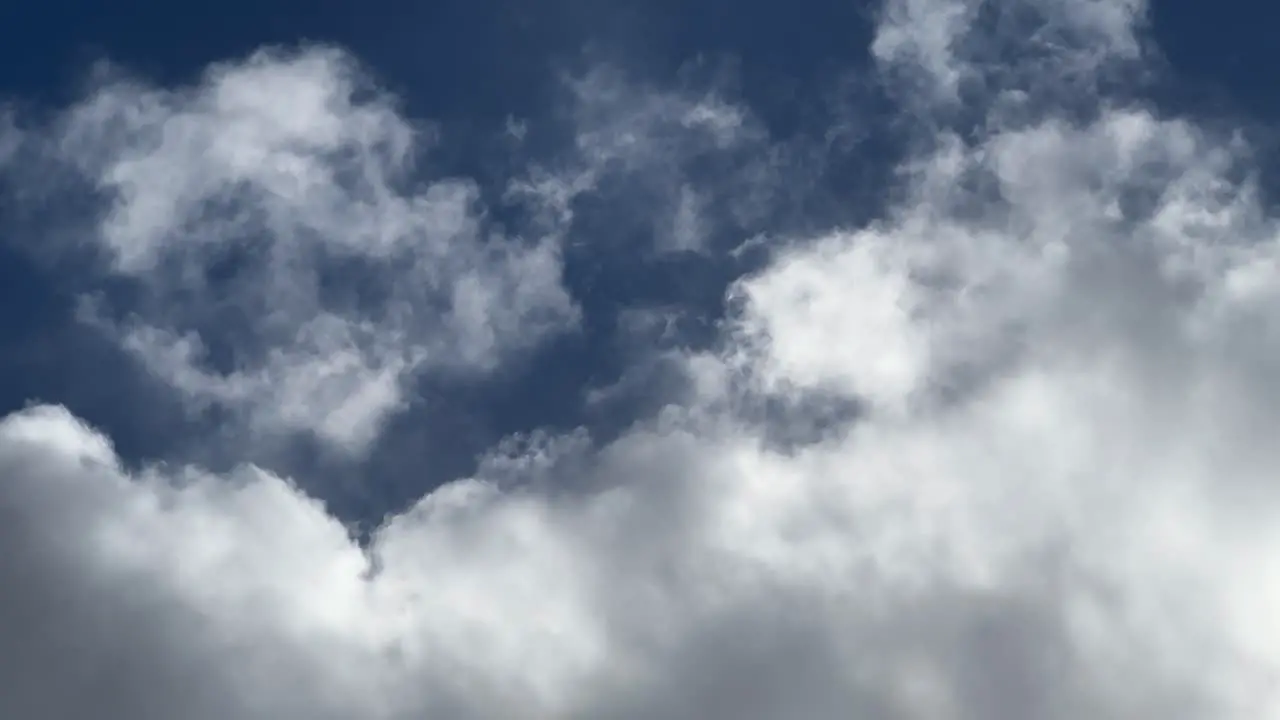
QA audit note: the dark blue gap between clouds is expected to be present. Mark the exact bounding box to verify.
[1,0,1278,527]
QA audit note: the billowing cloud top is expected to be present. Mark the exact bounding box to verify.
[3,0,1280,718]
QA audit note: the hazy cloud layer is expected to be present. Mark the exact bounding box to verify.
[4,0,1280,718]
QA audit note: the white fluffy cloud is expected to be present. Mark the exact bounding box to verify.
[4,0,1280,718]
[25,48,579,453]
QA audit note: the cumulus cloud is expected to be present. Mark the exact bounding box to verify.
[11,48,578,453]
[4,0,1280,718]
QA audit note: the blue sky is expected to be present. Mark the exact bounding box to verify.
[1,0,1272,521]
[5,1,1280,718]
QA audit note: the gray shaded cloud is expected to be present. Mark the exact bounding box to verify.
[4,0,1280,718]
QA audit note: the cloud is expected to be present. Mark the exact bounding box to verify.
[4,0,1280,718]
[8,47,579,454]
[872,0,1146,112]
[0,111,18,165]
[0,50,791,459]
[510,63,782,257]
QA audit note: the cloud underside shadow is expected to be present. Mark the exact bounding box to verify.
[3,0,1280,718]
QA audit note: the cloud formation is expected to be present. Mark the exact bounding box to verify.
[20,47,579,453]
[4,0,1280,718]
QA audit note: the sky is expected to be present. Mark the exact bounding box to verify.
[3,0,1280,718]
